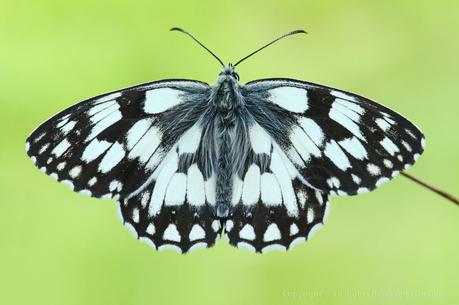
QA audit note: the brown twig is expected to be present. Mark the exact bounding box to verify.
[401,172,459,206]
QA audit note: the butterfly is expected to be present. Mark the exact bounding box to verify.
[25,28,425,253]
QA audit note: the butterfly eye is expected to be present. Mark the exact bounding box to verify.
[232,72,240,81]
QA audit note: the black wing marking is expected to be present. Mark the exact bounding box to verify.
[26,79,210,199]
[243,78,425,196]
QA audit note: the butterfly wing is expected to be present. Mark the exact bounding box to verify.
[26,79,210,199]
[224,127,330,252]
[242,78,425,196]
[117,114,224,253]
[26,79,226,253]
[224,79,424,253]
[118,139,223,253]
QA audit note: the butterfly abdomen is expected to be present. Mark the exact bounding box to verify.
[210,78,245,218]
[215,125,233,218]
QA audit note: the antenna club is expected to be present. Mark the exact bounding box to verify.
[170,27,185,33]
[290,29,307,35]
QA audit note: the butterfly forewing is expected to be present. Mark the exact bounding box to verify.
[243,78,425,196]
[26,80,210,199]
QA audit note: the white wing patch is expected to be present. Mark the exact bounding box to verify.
[269,148,299,217]
[189,224,206,241]
[178,124,202,154]
[51,139,71,157]
[128,126,162,163]
[241,164,261,206]
[323,140,351,171]
[263,223,281,242]
[204,174,216,205]
[239,224,256,240]
[375,118,391,132]
[93,92,122,105]
[165,173,187,206]
[144,88,184,114]
[268,86,308,113]
[260,173,282,206]
[380,137,400,156]
[298,117,325,147]
[329,101,365,141]
[126,119,154,150]
[290,126,321,162]
[98,142,126,173]
[231,176,243,206]
[163,224,181,242]
[86,103,122,142]
[82,139,112,163]
[329,90,358,102]
[338,137,368,160]
[249,123,271,154]
[149,149,179,216]
[87,100,117,117]
[186,164,206,207]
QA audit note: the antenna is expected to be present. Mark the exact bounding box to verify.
[233,29,307,67]
[170,27,224,67]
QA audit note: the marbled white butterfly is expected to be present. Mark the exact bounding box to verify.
[25,28,425,253]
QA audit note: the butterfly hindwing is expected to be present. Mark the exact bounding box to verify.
[243,78,425,196]
[225,122,330,252]
[119,200,222,253]
[118,138,223,253]
[26,80,210,199]
[226,184,329,253]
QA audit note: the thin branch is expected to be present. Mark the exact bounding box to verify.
[401,172,459,206]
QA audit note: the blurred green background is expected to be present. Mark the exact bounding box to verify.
[1,0,458,304]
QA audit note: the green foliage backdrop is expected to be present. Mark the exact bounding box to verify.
[1,0,458,304]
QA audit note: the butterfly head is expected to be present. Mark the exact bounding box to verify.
[219,64,240,82]
[212,64,243,110]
